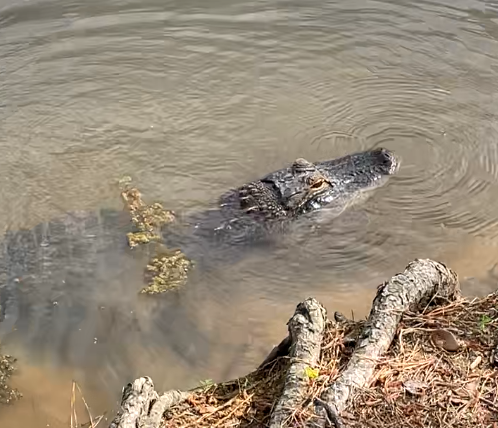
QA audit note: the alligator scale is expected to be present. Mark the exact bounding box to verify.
[0,148,398,365]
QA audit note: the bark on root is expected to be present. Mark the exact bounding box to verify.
[109,376,190,428]
[309,258,460,427]
[268,298,328,428]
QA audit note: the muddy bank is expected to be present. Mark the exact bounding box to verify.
[109,259,498,428]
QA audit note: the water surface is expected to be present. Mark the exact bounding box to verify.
[2,0,498,426]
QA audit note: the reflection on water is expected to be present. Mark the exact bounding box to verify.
[2,0,498,425]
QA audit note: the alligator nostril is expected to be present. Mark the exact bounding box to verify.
[379,148,393,160]
[377,147,390,157]
[373,148,398,174]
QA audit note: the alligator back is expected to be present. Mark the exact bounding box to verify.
[0,209,212,374]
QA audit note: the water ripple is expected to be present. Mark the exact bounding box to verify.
[2,0,498,421]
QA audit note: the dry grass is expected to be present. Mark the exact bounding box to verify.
[70,380,105,428]
[163,293,498,428]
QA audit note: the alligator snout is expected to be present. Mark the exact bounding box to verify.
[373,147,399,175]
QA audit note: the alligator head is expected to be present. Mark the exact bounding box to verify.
[220,147,398,224]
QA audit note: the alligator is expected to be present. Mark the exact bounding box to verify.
[149,146,397,255]
[187,147,397,242]
[0,147,398,377]
[117,147,398,292]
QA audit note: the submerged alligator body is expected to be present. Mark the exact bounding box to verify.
[0,147,398,374]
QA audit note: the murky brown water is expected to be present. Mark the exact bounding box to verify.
[2,0,498,426]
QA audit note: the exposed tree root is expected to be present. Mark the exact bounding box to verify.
[109,377,190,428]
[106,258,479,428]
[269,298,327,428]
[309,258,460,427]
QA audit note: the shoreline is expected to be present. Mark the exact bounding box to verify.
[109,259,497,428]
[2,258,497,427]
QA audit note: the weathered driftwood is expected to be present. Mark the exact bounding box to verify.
[309,258,460,427]
[109,376,190,428]
[268,298,327,428]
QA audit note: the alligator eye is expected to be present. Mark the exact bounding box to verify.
[310,179,325,189]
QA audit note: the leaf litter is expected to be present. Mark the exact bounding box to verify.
[162,292,498,427]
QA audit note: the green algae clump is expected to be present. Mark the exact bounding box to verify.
[141,249,193,294]
[120,185,175,249]
[119,177,193,293]
[0,352,22,405]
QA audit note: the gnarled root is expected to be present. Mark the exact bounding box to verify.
[108,259,461,428]
[308,258,460,427]
[109,377,190,428]
[268,298,327,428]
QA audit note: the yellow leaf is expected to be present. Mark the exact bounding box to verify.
[304,366,319,379]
